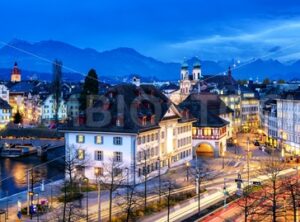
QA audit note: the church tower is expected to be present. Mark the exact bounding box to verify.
[192,60,201,81]
[181,61,189,80]
[11,62,21,82]
[227,66,232,79]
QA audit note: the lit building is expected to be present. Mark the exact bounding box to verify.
[168,60,202,105]
[11,62,21,82]
[261,99,278,148]
[8,81,41,125]
[0,84,9,102]
[179,92,233,157]
[240,90,260,132]
[41,94,67,124]
[60,84,194,184]
[0,98,11,128]
[277,91,300,155]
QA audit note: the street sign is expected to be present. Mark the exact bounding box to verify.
[235,179,243,183]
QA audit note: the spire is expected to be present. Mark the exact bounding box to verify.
[227,66,232,79]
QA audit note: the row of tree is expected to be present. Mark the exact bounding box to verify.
[238,158,300,222]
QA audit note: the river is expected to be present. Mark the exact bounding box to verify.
[0,146,65,198]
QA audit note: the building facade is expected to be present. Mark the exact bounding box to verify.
[41,94,67,124]
[61,84,194,184]
[179,93,232,157]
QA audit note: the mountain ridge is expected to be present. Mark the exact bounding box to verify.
[0,39,300,81]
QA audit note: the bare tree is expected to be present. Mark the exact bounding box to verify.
[284,173,300,222]
[115,182,141,222]
[255,158,286,222]
[101,157,126,222]
[59,145,89,222]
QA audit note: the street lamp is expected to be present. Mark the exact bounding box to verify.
[234,139,238,154]
[28,191,34,219]
[157,157,161,203]
[186,161,190,182]
[83,177,89,222]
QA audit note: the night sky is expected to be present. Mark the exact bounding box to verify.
[1,0,300,62]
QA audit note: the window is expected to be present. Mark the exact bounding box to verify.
[94,150,103,161]
[114,151,123,162]
[113,137,123,145]
[95,135,103,144]
[113,168,123,176]
[77,149,85,160]
[76,135,85,143]
[94,167,103,176]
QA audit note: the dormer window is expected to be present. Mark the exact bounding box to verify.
[140,116,147,126]
[150,115,155,124]
[116,114,124,127]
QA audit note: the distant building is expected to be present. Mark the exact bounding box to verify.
[41,94,67,124]
[277,91,300,155]
[0,84,9,102]
[261,99,278,148]
[0,98,11,128]
[11,62,21,82]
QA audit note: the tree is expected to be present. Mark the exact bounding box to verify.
[101,157,126,222]
[60,145,89,222]
[278,79,285,84]
[13,110,23,124]
[52,59,63,126]
[115,182,141,222]
[263,78,271,85]
[256,158,286,222]
[79,69,99,112]
[284,173,300,222]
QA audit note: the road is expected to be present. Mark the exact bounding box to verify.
[144,168,296,222]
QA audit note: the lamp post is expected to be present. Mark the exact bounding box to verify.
[28,191,34,219]
[186,161,190,182]
[97,179,101,222]
[234,139,238,154]
[125,167,130,203]
[35,193,40,222]
[222,150,225,169]
[83,177,89,222]
[5,191,8,220]
[157,157,161,203]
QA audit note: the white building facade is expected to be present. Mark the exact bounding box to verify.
[61,84,194,184]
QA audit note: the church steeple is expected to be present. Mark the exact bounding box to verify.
[11,62,21,82]
[227,66,232,79]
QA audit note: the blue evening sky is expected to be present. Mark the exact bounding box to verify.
[1,0,300,62]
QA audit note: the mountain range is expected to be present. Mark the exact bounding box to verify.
[0,39,300,82]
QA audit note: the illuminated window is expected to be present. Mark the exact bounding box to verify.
[76,135,85,143]
[77,149,85,160]
[94,135,103,144]
[94,167,103,176]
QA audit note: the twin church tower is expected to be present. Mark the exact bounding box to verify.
[180,60,202,95]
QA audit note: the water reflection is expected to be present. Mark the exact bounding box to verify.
[0,147,64,198]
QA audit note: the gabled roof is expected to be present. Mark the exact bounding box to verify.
[179,92,231,128]
[0,98,11,110]
[61,84,194,133]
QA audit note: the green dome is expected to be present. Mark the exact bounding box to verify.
[193,61,201,68]
[181,61,188,69]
